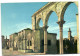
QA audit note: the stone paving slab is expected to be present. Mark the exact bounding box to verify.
[2,49,45,56]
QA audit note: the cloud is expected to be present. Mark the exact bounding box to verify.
[5,22,32,39]
[63,21,77,29]
[47,21,77,39]
[15,22,32,31]
[6,21,77,39]
[7,22,32,33]
[47,21,77,31]
[47,25,59,32]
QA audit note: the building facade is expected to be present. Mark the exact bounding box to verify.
[2,36,9,49]
[9,28,57,54]
[2,2,78,54]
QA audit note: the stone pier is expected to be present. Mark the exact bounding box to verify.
[76,14,79,53]
[57,20,65,54]
[43,26,48,54]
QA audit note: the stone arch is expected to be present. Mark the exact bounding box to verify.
[59,2,78,54]
[60,2,78,20]
[45,10,58,26]
[32,2,79,54]
[36,17,44,29]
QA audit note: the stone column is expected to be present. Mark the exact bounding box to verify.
[57,20,65,54]
[43,26,48,54]
[29,40,30,49]
[76,14,79,53]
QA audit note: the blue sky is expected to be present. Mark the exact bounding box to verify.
[1,2,78,39]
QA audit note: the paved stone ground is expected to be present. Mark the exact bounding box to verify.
[2,49,45,56]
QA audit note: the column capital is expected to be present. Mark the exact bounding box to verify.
[42,26,48,31]
[57,20,65,27]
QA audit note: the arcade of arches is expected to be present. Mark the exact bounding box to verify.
[7,2,79,54]
[32,2,79,54]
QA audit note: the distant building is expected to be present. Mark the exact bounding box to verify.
[9,28,57,54]
[2,28,77,54]
[1,36,9,49]
[57,28,77,54]
[9,33,18,50]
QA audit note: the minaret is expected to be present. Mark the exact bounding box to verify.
[68,28,71,40]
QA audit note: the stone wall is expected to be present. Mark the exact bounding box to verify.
[47,33,57,54]
[37,28,57,53]
[33,30,41,52]
[25,29,32,50]
[9,33,18,50]
[40,28,44,53]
